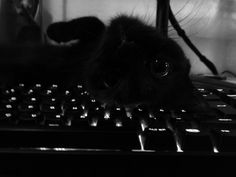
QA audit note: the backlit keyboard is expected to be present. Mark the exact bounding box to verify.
[0,80,235,154]
[0,78,236,176]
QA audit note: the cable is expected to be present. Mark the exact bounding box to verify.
[168,5,218,75]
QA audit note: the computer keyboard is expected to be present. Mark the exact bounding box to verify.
[0,77,236,176]
[0,82,140,150]
[0,78,235,153]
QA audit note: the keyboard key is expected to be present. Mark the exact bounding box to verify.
[48,84,59,91]
[87,105,105,119]
[14,83,26,92]
[41,97,59,105]
[200,117,236,129]
[97,119,116,129]
[64,98,80,105]
[152,108,170,116]
[212,129,236,152]
[178,127,213,151]
[0,112,17,123]
[44,113,65,126]
[197,88,210,94]
[0,103,16,111]
[40,89,56,98]
[202,93,221,101]
[71,117,90,128]
[40,104,61,113]
[22,89,38,97]
[64,104,84,117]
[18,103,39,113]
[109,106,127,119]
[132,105,150,122]
[18,112,42,125]
[21,97,38,104]
[86,99,102,110]
[109,106,138,128]
[208,101,236,119]
[143,126,176,151]
[1,96,18,104]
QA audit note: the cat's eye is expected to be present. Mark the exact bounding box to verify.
[149,59,170,78]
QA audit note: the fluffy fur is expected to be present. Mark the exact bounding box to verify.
[47,15,209,112]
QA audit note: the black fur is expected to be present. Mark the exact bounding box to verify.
[47,15,209,112]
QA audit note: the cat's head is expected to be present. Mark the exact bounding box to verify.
[84,15,208,112]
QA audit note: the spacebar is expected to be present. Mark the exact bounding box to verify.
[0,127,141,150]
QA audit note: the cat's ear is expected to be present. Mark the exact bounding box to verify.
[46,16,105,43]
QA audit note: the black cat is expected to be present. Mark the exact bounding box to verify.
[47,15,209,112]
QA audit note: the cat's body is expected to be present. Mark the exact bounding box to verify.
[82,15,195,110]
[0,14,208,112]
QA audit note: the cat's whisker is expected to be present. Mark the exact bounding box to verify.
[130,2,139,17]
[177,0,205,30]
[176,0,203,25]
[172,0,192,18]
